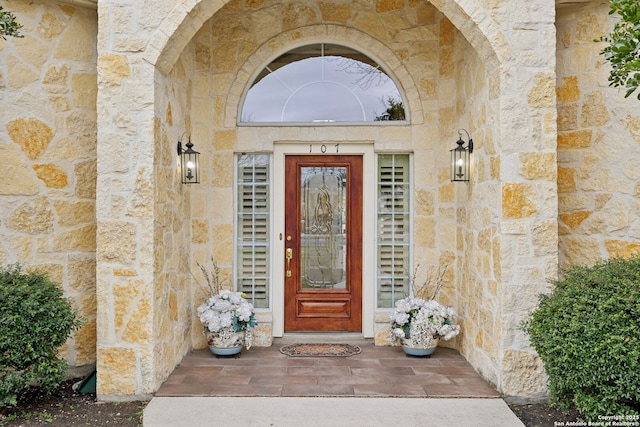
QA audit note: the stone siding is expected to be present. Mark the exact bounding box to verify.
[2,0,607,401]
[556,1,640,267]
[0,0,98,368]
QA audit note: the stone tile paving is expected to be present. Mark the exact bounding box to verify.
[156,344,499,398]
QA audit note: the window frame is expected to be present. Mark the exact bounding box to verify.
[239,43,408,125]
[234,153,273,310]
[375,153,414,309]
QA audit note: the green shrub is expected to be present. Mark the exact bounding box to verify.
[0,3,24,39]
[523,257,640,420]
[0,264,82,407]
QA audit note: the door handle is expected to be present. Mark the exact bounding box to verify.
[285,248,293,277]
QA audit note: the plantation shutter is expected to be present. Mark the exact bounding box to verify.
[377,154,410,308]
[236,154,270,308]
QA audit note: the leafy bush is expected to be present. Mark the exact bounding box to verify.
[598,0,640,99]
[0,3,23,39]
[0,264,82,407]
[523,257,640,420]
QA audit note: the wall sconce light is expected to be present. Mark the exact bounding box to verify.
[177,135,200,184]
[450,129,473,182]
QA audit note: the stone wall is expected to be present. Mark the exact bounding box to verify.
[151,53,197,392]
[452,35,503,387]
[556,1,640,267]
[175,0,557,400]
[0,0,98,367]
[0,0,560,400]
[182,0,470,350]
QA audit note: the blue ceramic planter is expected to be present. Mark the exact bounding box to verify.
[209,345,242,356]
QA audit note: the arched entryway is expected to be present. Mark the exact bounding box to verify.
[95,0,557,400]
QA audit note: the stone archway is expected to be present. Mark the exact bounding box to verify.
[96,0,557,400]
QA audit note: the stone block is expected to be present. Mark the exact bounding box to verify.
[54,200,95,226]
[38,11,65,41]
[501,349,546,397]
[519,152,556,180]
[53,224,97,251]
[438,182,454,202]
[7,196,54,234]
[502,183,537,219]
[0,143,39,195]
[122,298,152,344]
[191,219,209,244]
[75,160,96,198]
[68,255,96,292]
[212,152,233,187]
[74,319,97,365]
[581,92,610,127]
[557,167,576,193]
[439,18,454,47]
[559,210,590,229]
[376,0,403,13]
[557,102,577,131]
[560,236,602,266]
[33,163,68,188]
[556,76,579,103]
[318,2,351,24]
[605,240,640,259]
[7,55,39,88]
[194,42,211,72]
[7,117,54,160]
[414,188,435,215]
[414,216,436,247]
[53,15,95,62]
[213,129,236,151]
[97,221,136,263]
[532,220,558,255]
[97,347,137,395]
[99,54,130,85]
[353,12,387,41]
[527,72,555,108]
[575,13,606,44]
[557,129,591,148]
[43,65,69,86]
[71,73,98,110]
[251,323,273,347]
[374,324,393,346]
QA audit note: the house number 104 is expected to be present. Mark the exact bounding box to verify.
[309,144,339,153]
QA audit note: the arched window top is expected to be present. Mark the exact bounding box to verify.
[241,43,406,123]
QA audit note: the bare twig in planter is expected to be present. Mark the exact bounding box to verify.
[411,264,449,301]
[195,257,225,296]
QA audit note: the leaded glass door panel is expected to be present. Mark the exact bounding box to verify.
[284,155,362,331]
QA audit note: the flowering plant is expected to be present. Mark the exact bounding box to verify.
[390,265,460,347]
[196,258,257,349]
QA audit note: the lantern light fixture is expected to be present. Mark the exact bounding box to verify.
[177,134,200,184]
[450,129,473,182]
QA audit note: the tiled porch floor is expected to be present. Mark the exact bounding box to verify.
[156,343,499,398]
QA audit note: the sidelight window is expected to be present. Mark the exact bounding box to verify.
[235,154,271,308]
[376,154,411,308]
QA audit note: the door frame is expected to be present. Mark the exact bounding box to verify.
[272,142,376,337]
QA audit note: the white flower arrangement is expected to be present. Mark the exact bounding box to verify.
[196,258,257,349]
[390,265,460,347]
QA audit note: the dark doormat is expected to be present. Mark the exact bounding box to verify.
[279,343,362,357]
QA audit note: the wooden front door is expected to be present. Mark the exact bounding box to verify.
[284,155,363,332]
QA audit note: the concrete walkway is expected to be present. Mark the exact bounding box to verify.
[144,340,525,426]
[143,396,525,426]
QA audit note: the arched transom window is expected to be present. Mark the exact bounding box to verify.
[241,43,406,123]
